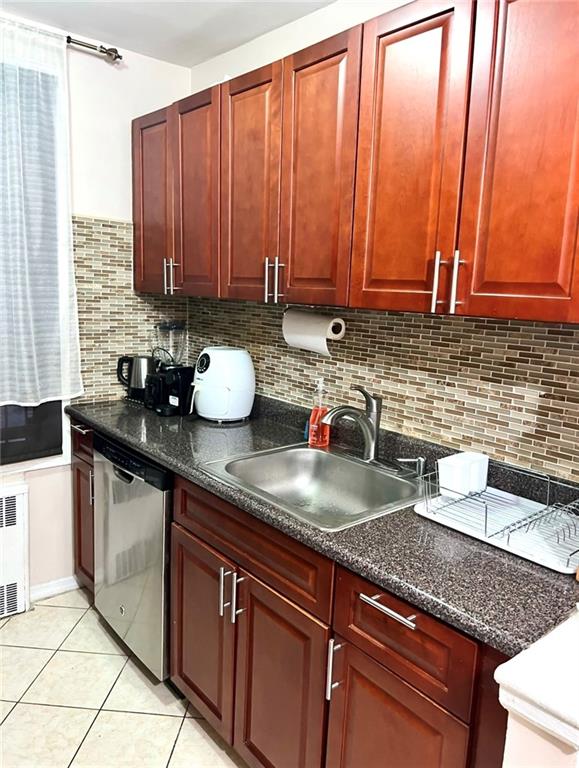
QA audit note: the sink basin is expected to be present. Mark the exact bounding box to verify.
[204,444,423,531]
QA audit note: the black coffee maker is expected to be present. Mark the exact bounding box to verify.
[144,365,195,416]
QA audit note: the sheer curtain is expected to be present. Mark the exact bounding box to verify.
[1,16,83,405]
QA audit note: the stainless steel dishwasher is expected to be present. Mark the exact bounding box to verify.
[93,434,172,680]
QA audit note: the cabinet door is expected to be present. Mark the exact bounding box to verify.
[132,108,172,294]
[350,1,473,312]
[221,64,282,301]
[171,88,220,297]
[326,640,469,768]
[234,572,329,768]
[456,0,579,321]
[171,524,236,743]
[279,28,362,306]
[72,456,94,591]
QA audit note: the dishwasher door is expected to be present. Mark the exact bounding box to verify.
[93,445,171,680]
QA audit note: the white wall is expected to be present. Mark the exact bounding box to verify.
[189,0,408,92]
[69,44,190,221]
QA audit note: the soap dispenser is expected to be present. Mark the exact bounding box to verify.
[308,377,330,448]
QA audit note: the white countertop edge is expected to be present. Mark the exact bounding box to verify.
[495,605,579,751]
[498,686,579,750]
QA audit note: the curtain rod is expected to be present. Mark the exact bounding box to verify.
[66,35,122,62]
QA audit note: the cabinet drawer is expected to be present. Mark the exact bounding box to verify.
[71,422,93,465]
[333,567,478,722]
[173,476,334,623]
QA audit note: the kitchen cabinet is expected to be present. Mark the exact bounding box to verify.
[234,571,329,768]
[220,63,282,301]
[170,88,220,297]
[170,524,236,742]
[279,28,362,306]
[71,422,94,592]
[325,640,470,768]
[349,0,473,313]
[455,0,579,321]
[132,108,172,294]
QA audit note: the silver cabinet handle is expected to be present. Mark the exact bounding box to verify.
[170,260,182,292]
[359,593,417,631]
[430,250,448,313]
[325,638,343,700]
[264,257,270,303]
[273,256,285,303]
[449,249,465,314]
[230,572,246,624]
[163,257,168,294]
[169,258,174,294]
[71,424,92,436]
[89,469,94,507]
[218,566,233,617]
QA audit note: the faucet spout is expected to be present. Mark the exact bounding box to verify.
[321,406,377,462]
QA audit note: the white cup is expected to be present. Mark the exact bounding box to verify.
[437,452,489,498]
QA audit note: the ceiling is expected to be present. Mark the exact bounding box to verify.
[3,0,334,67]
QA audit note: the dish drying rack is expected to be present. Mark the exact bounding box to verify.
[414,463,579,574]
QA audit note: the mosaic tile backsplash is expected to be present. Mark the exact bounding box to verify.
[73,216,578,481]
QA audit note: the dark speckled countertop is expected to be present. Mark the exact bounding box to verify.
[66,398,579,657]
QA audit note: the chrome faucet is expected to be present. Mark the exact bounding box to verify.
[321,385,383,462]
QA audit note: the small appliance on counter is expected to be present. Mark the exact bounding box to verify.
[117,355,158,402]
[188,346,255,422]
[144,320,195,417]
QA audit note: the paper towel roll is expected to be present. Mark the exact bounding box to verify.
[282,309,346,356]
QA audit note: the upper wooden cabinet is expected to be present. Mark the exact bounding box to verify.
[456,0,579,322]
[280,28,362,306]
[349,0,474,313]
[132,0,579,322]
[132,108,172,293]
[220,64,282,301]
[170,88,220,297]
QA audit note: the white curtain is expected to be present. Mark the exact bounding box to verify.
[1,16,83,406]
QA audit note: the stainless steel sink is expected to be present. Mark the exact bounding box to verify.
[204,444,423,531]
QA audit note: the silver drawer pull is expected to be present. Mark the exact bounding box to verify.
[430,250,448,313]
[163,257,168,294]
[325,638,343,701]
[230,572,246,624]
[218,567,233,617]
[71,424,92,436]
[449,249,466,314]
[359,593,417,631]
[89,469,94,507]
[273,256,285,304]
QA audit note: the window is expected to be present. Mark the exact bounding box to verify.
[0,401,62,465]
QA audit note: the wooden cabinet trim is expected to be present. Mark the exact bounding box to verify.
[71,423,93,466]
[325,638,470,768]
[173,476,334,623]
[171,86,220,297]
[234,570,330,768]
[170,523,236,742]
[279,26,362,306]
[220,62,282,301]
[72,455,94,591]
[333,567,478,722]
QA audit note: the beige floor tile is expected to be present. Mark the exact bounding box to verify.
[1,645,53,700]
[0,606,85,650]
[186,701,202,718]
[71,710,181,768]
[61,609,127,655]
[0,700,15,724]
[22,650,126,709]
[103,658,186,717]
[169,718,246,768]
[0,703,95,768]
[37,588,92,609]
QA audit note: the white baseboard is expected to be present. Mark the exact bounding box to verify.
[30,575,80,603]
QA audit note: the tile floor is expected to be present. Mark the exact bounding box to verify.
[0,589,246,768]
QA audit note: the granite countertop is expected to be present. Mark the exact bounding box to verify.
[66,398,579,657]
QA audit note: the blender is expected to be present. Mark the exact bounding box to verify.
[145,321,195,416]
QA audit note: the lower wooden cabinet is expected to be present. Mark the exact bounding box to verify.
[71,456,94,591]
[234,572,329,768]
[171,524,236,742]
[325,640,470,768]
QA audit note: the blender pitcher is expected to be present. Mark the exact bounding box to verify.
[152,321,186,367]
